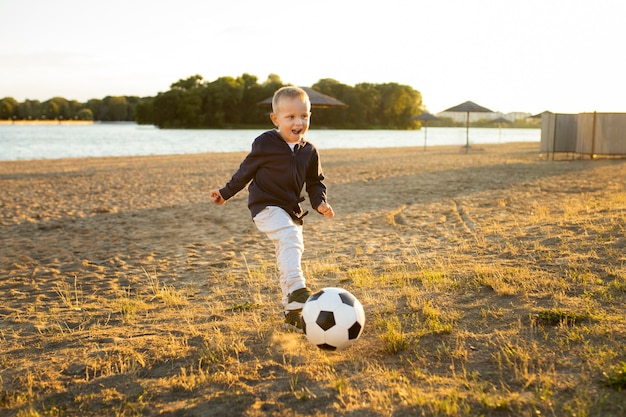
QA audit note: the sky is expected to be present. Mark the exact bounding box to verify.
[1,0,625,115]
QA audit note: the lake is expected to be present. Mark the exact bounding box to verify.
[0,123,541,161]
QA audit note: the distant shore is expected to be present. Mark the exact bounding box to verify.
[0,120,94,125]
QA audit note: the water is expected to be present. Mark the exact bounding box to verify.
[0,123,540,161]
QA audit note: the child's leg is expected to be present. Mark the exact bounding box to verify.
[253,206,306,309]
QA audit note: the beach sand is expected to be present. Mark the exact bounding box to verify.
[1,142,625,416]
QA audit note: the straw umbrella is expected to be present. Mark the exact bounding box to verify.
[443,101,494,152]
[489,116,512,142]
[258,87,348,108]
[411,112,439,150]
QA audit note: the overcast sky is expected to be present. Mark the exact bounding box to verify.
[1,0,625,115]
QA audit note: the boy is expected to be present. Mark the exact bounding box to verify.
[210,86,334,332]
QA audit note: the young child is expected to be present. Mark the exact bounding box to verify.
[210,86,334,332]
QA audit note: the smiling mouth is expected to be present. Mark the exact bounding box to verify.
[292,129,303,135]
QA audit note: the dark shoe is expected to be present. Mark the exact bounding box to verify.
[283,310,304,333]
[282,288,312,333]
[285,287,312,311]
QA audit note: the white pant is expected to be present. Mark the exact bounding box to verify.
[253,206,306,309]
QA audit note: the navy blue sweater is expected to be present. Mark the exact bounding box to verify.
[218,130,327,224]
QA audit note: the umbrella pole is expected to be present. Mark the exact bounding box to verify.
[465,112,470,153]
[424,121,428,151]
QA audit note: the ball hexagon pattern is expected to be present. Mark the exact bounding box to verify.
[301,287,365,351]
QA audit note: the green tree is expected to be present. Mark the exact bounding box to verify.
[0,97,18,120]
[106,96,129,121]
[148,75,208,127]
[135,98,155,125]
[76,108,93,120]
[177,89,204,127]
[263,73,283,92]
[44,97,71,120]
[17,99,41,120]
[311,79,353,128]
[42,100,60,120]
[250,74,286,126]
[124,96,141,122]
[171,74,204,91]
[378,83,422,129]
[204,76,244,127]
[152,89,183,128]
[352,83,382,127]
[239,73,271,126]
[86,99,103,120]
[68,100,83,120]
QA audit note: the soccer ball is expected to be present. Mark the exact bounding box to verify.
[302,287,365,351]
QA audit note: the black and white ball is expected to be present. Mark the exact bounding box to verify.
[302,287,365,351]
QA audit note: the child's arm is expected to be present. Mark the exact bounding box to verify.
[210,136,264,206]
[305,148,334,219]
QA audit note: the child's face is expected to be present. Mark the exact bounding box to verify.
[270,96,311,143]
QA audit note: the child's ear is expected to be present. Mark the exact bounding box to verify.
[269,112,279,126]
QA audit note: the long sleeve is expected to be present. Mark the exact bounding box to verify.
[305,149,327,211]
[219,139,263,200]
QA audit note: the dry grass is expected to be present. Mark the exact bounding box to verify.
[0,142,625,416]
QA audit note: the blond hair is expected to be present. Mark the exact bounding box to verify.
[272,86,310,113]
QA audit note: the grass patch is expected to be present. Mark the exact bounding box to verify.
[603,361,626,390]
[535,308,589,326]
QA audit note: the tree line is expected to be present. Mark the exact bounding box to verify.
[0,95,140,122]
[135,74,425,129]
[1,73,539,129]
[0,74,424,129]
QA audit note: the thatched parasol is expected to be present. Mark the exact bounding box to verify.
[530,110,552,119]
[489,116,512,143]
[411,112,439,150]
[258,87,348,109]
[443,101,494,152]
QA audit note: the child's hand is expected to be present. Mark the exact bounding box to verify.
[317,201,334,219]
[210,190,225,205]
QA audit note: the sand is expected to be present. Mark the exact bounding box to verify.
[1,142,625,416]
[1,142,560,295]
